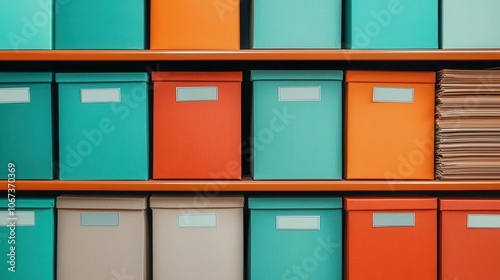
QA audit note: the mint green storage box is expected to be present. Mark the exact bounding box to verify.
[0,198,55,280]
[441,0,500,49]
[345,0,438,49]
[248,198,343,280]
[251,70,343,180]
[252,0,342,49]
[55,0,145,49]
[0,0,53,49]
[56,73,149,180]
[0,73,53,179]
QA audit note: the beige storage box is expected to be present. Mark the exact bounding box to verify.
[57,195,148,280]
[151,195,244,280]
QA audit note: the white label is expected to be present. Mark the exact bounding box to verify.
[373,213,415,227]
[373,87,414,103]
[278,87,321,101]
[468,214,500,229]
[176,87,218,102]
[0,211,35,226]
[178,213,218,228]
[0,88,30,103]
[276,216,320,230]
[81,88,121,103]
[80,212,119,226]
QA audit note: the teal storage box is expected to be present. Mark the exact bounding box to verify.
[56,73,149,180]
[248,198,343,280]
[252,0,342,49]
[345,0,438,49]
[0,73,53,179]
[442,0,500,49]
[0,0,53,49]
[0,198,55,280]
[251,70,343,180]
[55,0,145,49]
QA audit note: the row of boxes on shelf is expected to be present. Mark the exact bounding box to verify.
[2,196,500,280]
[1,0,500,50]
[0,71,437,180]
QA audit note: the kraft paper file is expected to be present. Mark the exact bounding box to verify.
[436,69,500,179]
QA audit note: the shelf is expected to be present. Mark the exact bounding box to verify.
[1,50,500,61]
[3,179,500,191]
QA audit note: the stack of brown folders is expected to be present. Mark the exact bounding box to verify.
[436,69,500,179]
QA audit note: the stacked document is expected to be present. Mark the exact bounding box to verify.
[436,69,500,179]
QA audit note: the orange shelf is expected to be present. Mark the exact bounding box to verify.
[1,50,500,61]
[3,179,500,191]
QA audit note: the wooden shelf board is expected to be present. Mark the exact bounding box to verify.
[3,179,500,191]
[1,50,500,61]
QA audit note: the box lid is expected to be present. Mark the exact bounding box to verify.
[440,199,500,211]
[345,197,437,211]
[0,198,54,209]
[152,72,242,82]
[251,70,343,81]
[56,195,147,210]
[55,73,149,83]
[345,71,435,83]
[248,198,342,210]
[0,72,53,83]
[150,195,244,209]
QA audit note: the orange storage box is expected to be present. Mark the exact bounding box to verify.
[345,71,436,180]
[441,198,500,280]
[153,72,242,179]
[345,197,437,280]
[151,0,240,50]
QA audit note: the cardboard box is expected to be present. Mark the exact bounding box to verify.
[55,0,145,49]
[56,73,149,180]
[151,0,239,49]
[345,197,437,280]
[151,196,244,280]
[0,72,53,179]
[251,70,343,179]
[345,0,438,49]
[441,198,500,280]
[0,198,55,280]
[57,195,148,280]
[252,0,342,49]
[345,71,435,180]
[153,72,241,179]
[248,198,343,280]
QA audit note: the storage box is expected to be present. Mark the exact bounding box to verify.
[248,198,343,280]
[441,0,500,49]
[345,71,435,180]
[251,70,343,180]
[252,0,342,49]
[57,195,148,280]
[151,196,244,280]
[441,198,500,280]
[55,0,145,49]
[0,199,55,280]
[345,0,438,49]
[153,72,241,179]
[345,197,437,280]
[151,0,239,49]
[0,73,53,179]
[57,73,149,180]
[0,0,53,49]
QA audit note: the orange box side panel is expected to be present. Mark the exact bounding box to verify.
[346,79,435,179]
[345,71,436,83]
[346,209,437,280]
[153,80,241,179]
[345,197,437,211]
[440,198,500,211]
[441,210,500,280]
[150,0,240,50]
